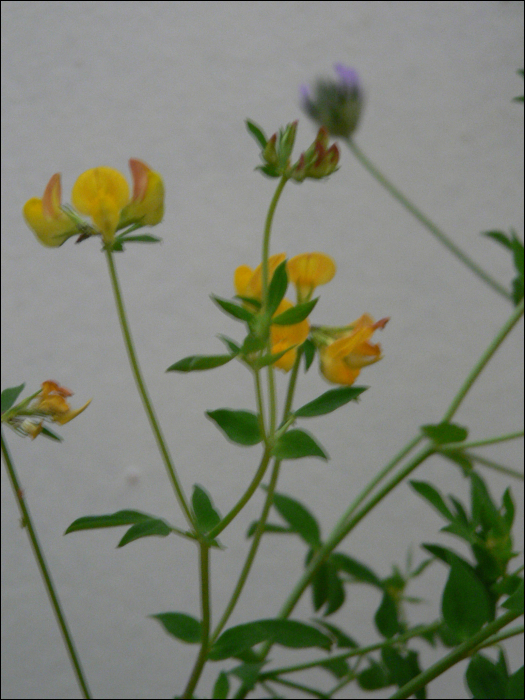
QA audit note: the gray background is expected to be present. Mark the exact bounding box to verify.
[1,2,523,698]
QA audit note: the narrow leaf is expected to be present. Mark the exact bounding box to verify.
[151,612,202,644]
[206,409,262,446]
[246,522,292,538]
[192,485,221,534]
[410,480,455,521]
[118,519,171,547]
[272,429,328,461]
[313,620,358,648]
[267,260,289,317]
[421,421,468,444]
[302,338,316,372]
[167,354,235,372]
[1,383,25,413]
[212,295,254,323]
[209,619,332,660]
[65,510,156,534]
[39,426,63,442]
[272,298,318,325]
[375,591,401,638]
[442,559,492,638]
[502,578,524,614]
[270,490,321,547]
[118,234,161,244]
[295,386,367,417]
[246,119,268,149]
[212,671,230,699]
[330,552,382,587]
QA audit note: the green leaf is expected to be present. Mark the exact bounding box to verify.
[375,591,401,638]
[212,670,230,699]
[502,578,524,614]
[311,559,329,611]
[118,234,161,244]
[117,519,171,547]
[270,490,321,547]
[254,345,297,369]
[409,480,455,521]
[483,230,514,250]
[506,665,524,700]
[272,429,328,461]
[192,485,221,534]
[256,164,280,178]
[302,338,316,372]
[358,659,391,690]
[167,353,236,372]
[209,619,332,660]
[245,521,292,538]
[39,426,63,442]
[1,383,26,413]
[267,260,289,317]
[466,653,507,699]
[442,559,492,638]
[206,409,262,446]
[312,620,358,648]
[421,421,468,444]
[295,386,367,418]
[65,510,156,534]
[229,661,267,689]
[217,335,241,354]
[246,119,268,149]
[324,566,346,616]
[470,472,504,535]
[381,647,423,696]
[211,295,255,323]
[150,612,202,644]
[272,298,318,325]
[318,657,351,679]
[330,552,382,587]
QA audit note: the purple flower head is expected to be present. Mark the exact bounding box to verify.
[334,64,359,91]
[299,84,312,105]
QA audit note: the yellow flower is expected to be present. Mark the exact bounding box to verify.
[316,314,389,385]
[234,253,287,302]
[71,166,130,243]
[23,173,78,247]
[287,252,336,302]
[271,299,310,371]
[119,158,165,228]
[35,380,91,425]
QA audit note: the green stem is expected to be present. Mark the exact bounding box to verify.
[104,249,193,527]
[1,430,91,699]
[389,609,523,699]
[439,430,524,451]
[267,677,329,699]
[207,448,272,540]
[346,139,512,301]
[442,298,524,421]
[461,452,524,480]
[261,176,288,302]
[181,542,211,699]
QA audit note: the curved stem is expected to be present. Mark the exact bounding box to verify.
[442,298,523,421]
[181,542,211,699]
[1,430,91,699]
[439,430,524,451]
[104,249,193,527]
[261,176,288,301]
[346,138,512,301]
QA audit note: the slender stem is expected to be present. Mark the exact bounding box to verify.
[472,623,524,652]
[442,298,524,421]
[268,677,329,699]
[461,452,524,480]
[439,430,524,451]
[207,448,272,540]
[1,430,91,699]
[181,542,211,699]
[346,138,512,301]
[389,609,523,699]
[104,249,193,527]
[261,176,288,301]
[254,369,267,440]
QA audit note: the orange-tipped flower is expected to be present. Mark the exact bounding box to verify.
[314,315,389,385]
[234,253,287,302]
[23,174,78,247]
[287,252,336,302]
[119,159,165,228]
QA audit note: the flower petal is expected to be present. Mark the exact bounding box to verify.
[71,167,130,242]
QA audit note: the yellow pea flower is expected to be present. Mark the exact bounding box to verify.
[271,299,310,371]
[315,314,389,385]
[234,253,287,302]
[23,173,78,247]
[71,166,130,244]
[287,252,336,302]
[119,158,165,228]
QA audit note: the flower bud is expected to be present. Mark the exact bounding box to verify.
[301,63,362,138]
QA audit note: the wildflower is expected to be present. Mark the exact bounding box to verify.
[313,315,388,385]
[234,253,287,302]
[71,166,130,244]
[287,252,336,302]
[23,173,78,247]
[270,299,310,371]
[119,159,165,228]
[290,127,340,182]
[2,381,91,439]
[301,63,362,138]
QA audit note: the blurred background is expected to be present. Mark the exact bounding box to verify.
[1,2,523,698]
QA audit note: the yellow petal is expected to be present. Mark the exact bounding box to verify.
[245,253,287,300]
[71,167,129,243]
[234,265,254,297]
[119,159,164,227]
[23,174,77,247]
[287,252,336,301]
[270,299,310,372]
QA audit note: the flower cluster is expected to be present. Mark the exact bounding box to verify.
[2,381,91,439]
[301,63,363,138]
[23,159,164,248]
[235,252,387,383]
